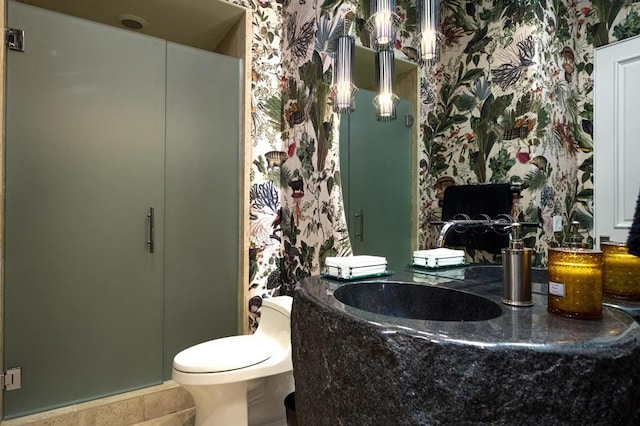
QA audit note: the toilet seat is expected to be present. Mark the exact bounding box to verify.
[171,295,294,426]
[173,335,272,373]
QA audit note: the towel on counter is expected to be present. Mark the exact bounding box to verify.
[441,183,514,254]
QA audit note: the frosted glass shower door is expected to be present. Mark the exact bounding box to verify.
[4,2,165,417]
[163,42,241,379]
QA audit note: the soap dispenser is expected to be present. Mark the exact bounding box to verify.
[565,221,587,249]
[502,223,533,306]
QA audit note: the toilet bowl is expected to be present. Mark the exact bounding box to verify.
[172,296,294,426]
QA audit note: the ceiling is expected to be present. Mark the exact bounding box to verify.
[15,0,416,88]
[16,0,247,51]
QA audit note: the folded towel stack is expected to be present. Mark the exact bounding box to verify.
[412,248,466,268]
[324,255,388,279]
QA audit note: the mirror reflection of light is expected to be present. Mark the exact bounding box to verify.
[376,92,395,116]
[373,49,399,121]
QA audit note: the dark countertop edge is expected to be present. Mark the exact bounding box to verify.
[295,274,640,356]
[364,318,640,355]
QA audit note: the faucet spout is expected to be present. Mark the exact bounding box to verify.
[434,218,517,248]
[431,216,538,250]
[436,221,457,248]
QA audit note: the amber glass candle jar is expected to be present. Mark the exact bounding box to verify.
[602,242,640,301]
[547,248,603,319]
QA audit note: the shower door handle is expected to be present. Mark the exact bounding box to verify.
[147,207,155,253]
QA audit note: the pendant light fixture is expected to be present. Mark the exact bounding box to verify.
[415,0,441,65]
[335,0,440,121]
[330,33,358,114]
[367,0,400,121]
[366,0,401,52]
[373,49,399,121]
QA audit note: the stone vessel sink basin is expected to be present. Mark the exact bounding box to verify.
[333,282,502,321]
[292,273,640,425]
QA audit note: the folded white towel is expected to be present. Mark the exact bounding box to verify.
[412,248,465,268]
[325,255,388,279]
[325,255,387,268]
[413,248,465,259]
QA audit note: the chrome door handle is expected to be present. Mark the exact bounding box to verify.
[147,207,155,253]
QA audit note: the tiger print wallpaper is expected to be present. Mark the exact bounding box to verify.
[242,0,640,329]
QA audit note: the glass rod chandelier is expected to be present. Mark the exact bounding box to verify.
[367,0,401,121]
[373,49,399,121]
[415,0,441,65]
[366,0,401,51]
[330,11,358,115]
[330,33,358,114]
[330,0,441,120]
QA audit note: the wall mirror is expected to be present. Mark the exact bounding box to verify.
[339,45,419,270]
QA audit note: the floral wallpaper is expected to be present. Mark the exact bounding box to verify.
[229,0,287,330]
[245,0,640,327]
[420,0,640,266]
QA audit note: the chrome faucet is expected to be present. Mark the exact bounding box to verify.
[435,220,458,248]
[432,215,539,248]
[434,218,504,248]
[430,214,539,247]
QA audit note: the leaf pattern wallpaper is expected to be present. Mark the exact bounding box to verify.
[419,0,640,266]
[230,0,288,330]
[240,0,640,329]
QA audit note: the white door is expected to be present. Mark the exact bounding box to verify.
[594,35,640,247]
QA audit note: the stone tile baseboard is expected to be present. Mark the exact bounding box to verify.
[2,381,194,426]
[131,408,195,426]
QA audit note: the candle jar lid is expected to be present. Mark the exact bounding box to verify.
[548,247,602,253]
[601,241,629,253]
[601,241,626,246]
[548,247,603,266]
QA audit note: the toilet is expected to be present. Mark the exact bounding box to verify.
[172,296,294,426]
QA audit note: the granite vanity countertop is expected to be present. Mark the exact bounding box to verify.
[292,266,640,425]
[297,268,640,353]
[410,263,640,322]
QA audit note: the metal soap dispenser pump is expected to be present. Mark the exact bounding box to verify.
[502,223,533,306]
